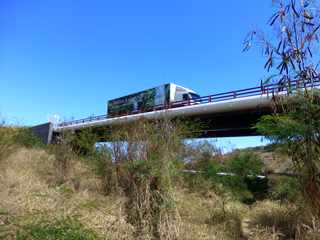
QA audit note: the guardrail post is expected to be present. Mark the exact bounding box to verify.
[233,92,236,98]
[209,96,212,102]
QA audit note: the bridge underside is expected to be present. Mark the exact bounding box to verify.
[65,106,272,142]
[33,106,272,145]
[191,107,271,138]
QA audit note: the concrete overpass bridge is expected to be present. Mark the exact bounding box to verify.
[32,79,320,144]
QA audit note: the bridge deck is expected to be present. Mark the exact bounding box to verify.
[55,79,320,132]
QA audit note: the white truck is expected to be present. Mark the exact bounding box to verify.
[107,83,200,117]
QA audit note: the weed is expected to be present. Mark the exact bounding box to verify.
[14,216,101,240]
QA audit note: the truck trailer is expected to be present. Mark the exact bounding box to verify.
[107,83,200,118]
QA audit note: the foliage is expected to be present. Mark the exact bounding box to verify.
[227,151,264,179]
[270,177,300,203]
[0,127,16,161]
[244,0,320,85]
[245,0,320,213]
[257,91,320,211]
[223,151,265,202]
[14,217,101,240]
[90,146,119,195]
[14,128,43,148]
[72,128,98,156]
[206,151,264,201]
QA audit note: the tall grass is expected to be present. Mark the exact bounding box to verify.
[47,135,75,186]
[103,118,183,239]
[0,125,16,162]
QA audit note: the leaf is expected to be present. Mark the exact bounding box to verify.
[289,58,296,70]
[308,47,313,58]
[303,11,313,20]
[286,29,293,45]
[311,25,320,37]
[268,12,279,24]
[304,21,315,26]
[270,14,280,26]
[282,40,287,52]
[277,40,282,52]
[262,74,279,85]
[264,57,272,70]
[291,0,300,17]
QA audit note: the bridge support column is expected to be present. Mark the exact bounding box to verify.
[30,122,54,145]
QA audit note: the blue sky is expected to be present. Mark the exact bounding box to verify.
[0,0,274,149]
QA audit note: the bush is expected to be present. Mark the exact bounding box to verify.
[183,149,266,202]
[47,135,75,185]
[201,151,268,203]
[227,151,263,179]
[271,177,300,203]
[0,125,43,162]
[89,146,119,195]
[0,126,16,161]
[14,128,43,148]
[15,217,101,240]
[106,119,182,239]
[220,151,265,202]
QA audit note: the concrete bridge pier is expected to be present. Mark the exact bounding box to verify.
[30,122,54,145]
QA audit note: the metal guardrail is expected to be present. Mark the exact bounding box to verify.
[58,79,320,128]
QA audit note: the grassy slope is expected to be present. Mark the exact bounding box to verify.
[0,148,318,239]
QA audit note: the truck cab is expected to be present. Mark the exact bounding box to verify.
[170,84,201,106]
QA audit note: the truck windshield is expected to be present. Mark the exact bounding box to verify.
[190,93,200,99]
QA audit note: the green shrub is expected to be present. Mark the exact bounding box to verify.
[0,127,16,161]
[14,128,43,148]
[203,159,224,181]
[15,217,101,240]
[88,146,119,195]
[271,177,300,203]
[197,152,267,203]
[213,151,265,202]
[227,151,263,179]
[184,149,266,202]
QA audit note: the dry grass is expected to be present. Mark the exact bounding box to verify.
[0,148,134,239]
[1,147,319,239]
[248,201,298,239]
[248,201,320,240]
[176,189,247,240]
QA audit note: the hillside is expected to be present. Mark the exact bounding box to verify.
[0,144,319,239]
[225,145,293,175]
